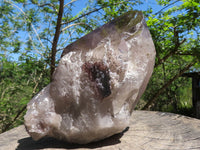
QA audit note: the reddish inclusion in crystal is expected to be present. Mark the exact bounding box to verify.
[82,62,111,98]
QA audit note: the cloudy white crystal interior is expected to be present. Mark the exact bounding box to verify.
[24,11,156,144]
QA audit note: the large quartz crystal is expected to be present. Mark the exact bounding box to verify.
[24,10,156,144]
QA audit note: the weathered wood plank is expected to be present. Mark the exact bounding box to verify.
[0,111,200,150]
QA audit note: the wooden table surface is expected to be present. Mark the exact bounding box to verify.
[1,111,200,150]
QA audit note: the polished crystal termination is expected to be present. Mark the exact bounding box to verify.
[24,10,156,144]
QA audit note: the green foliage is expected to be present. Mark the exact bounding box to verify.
[0,55,49,132]
[139,0,199,115]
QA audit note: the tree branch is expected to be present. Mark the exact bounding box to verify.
[142,62,196,110]
[176,52,195,56]
[6,1,46,51]
[61,22,92,33]
[61,0,130,25]
[154,0,181,16]
[30,0,58,12]
[155,28,186,68]
[64,0,78,8]
[61,7,104,26]
[50,0,64,81]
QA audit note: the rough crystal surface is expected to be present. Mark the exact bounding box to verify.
[24,11,156,144]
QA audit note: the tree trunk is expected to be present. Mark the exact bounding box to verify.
[50,0,64,81]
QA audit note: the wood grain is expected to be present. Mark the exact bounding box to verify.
[1,111,200,150]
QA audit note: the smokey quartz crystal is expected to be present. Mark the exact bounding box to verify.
[24,10,156,144]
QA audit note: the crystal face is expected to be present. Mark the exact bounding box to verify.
[24,11,156,144]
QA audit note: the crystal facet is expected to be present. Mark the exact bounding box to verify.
[24,11,156,144]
